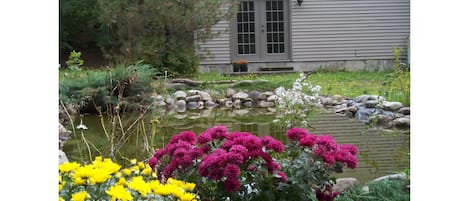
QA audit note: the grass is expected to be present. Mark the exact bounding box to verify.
[189,70,396,100]
[333,180,410,201]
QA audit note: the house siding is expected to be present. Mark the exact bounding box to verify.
[197,20,231,65]
[290,0,410,61]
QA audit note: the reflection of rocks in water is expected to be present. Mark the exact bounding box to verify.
[174,113,187,119]
[234,109,250,116]
[200,109,212,118]
[59,123,71,149]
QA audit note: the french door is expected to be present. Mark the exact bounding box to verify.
[231,0,290,62]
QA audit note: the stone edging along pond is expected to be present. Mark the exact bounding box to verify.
[147,88,409,130]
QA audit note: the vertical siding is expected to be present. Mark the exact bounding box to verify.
[197,20,231,65]
[290,0,410,61]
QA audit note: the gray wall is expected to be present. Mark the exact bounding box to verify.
[290,0,410,61]
[198,0,410,69]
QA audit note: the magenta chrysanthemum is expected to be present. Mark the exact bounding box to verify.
[286,127,309,141]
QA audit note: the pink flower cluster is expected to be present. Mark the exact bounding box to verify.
[149,131,203,179]
[149,125,287,192]
[287,128,359,169]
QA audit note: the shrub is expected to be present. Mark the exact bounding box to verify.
[65,50,84,71]
[59,61,155,111]
[148,126,358,201]
[59,157,198,201]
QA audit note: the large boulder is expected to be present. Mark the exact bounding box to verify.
[398,107,411,115]
[382,101,403,111]
[333,178,359,193]
[59,150,69,165]
[391,117,410,129]
[233,92,249,100]
[173,90,187,100]
[225,88,236,98]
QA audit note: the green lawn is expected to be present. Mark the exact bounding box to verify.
[190,70,392,99]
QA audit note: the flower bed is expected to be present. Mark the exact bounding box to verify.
[148,126,358,201]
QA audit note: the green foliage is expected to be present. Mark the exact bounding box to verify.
[96,0,239,76]
[59,61,156,111]
[381,48,411,106]
[65,50,84,71]
[60,0,108,51]
[334,180,410,201]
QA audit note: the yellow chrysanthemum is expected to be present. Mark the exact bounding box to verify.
[130,159,137,165]
[59,197,65,201]
[71,191,90,201]
[106,185,133,201]
[59,184,63,192]
[178,192,197,201]
[142,165,152,175]
[115,172,122,178]
[122,168,132,176]
[72,175,86,185]
[59,162,80,173]
[181,182,196,192]
[152,183,172,196]
[137,162,145,170]
[74,165,94,178]
[117,177,127,186]
[89,168,112,184]
[127,176,152,197]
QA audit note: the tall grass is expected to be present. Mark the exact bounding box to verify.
[333,180,410,201]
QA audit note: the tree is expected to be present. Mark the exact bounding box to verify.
[97,0,239,75]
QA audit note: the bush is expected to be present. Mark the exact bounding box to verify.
[59,61,156,112]
[148,126,359,201]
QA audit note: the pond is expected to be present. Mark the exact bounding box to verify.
[63,107,409,183]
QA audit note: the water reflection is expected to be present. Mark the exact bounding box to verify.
[63,108,409,183]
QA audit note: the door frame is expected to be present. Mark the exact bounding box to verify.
[229,0,291,63]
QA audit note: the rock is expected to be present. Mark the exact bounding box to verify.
[355,95,384,103]
[355,107,376,123]
[175,100,186,112]
[187,101,199,110]
[187,89,199,96]
[258,100,275,108]
[382,101,403,111]
[364,100,379,108]
[197,101,205,109]
[59,150,69,165]
[336,106,358,118]
[334,103,347,111]
[248,90,261,102]
[233,99,242,108]
[333,178,358,193]
[332,94,344,102]
[205,101,218,108]
[267,107,277,112]
[242,100,253,107]
[217,98,226,105]
[391,117,410,129]
[59,124,71,149]
[225,88,236,98]
[185,95,201,102]
[165,97,175,107]
[373,173,407,182]
[153,101,166,107]
[198,91,212,101]
[267,95,278,102]
[320,97,333,105]
[225,100,233,108]
[370,114,393,127]
[398,107,410,115]
[259,91,274,100]
[233,92,249,100]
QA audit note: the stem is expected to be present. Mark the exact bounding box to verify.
[59,101,83,161]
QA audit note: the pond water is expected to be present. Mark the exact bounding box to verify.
[63,108,409,183]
